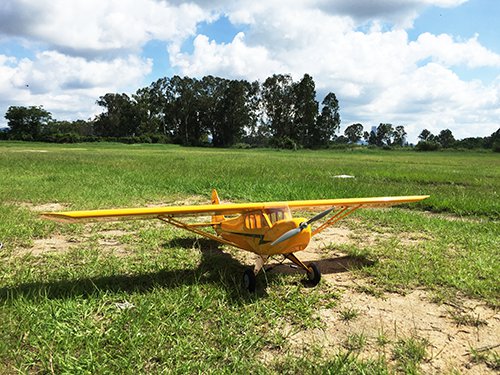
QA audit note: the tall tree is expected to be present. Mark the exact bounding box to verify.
[169,76,205,146]
[437,129,455,148]
[418,129,434,142]
[392,125,407,146]
[344,123,364,143]
[200,77,253,147]
[94,93,140,137]
[375,123,393,146]
[262,74,296,142]
[314,92,340,147]
[293,74,318,147]
[133,86,163,136]
[5,105,52,139]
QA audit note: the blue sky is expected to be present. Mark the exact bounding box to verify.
[1,0,499,142]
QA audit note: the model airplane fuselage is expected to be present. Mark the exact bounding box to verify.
[42,190,429,291]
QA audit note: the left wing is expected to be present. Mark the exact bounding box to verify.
[41,195,429,223]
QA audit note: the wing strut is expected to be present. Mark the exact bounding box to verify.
[311,205,362,236]
[158,216,247,251]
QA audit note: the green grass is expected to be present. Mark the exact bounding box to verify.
[0,141,499,373]
[392,336,428,374]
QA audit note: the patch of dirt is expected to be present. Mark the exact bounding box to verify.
[260,232,499,374]
[22,235,79,256]
[15,227,132,257]
[292,284,499,374]
[94,229,131,256]
[17,202,68,212]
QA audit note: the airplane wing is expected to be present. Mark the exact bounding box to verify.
[41,195,429,223]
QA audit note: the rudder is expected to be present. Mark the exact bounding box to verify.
[211,189,225,224]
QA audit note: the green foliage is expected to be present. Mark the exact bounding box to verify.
[339,307,359,321]
[4,105,52,139]
[437,128,456,148]
[392,337,428,373]
[344,123,364,143]
[392,125,407,146]
[94,93,141,137]
[3,78,499,152]
[415,140,441,151]
[493,141,500,152]
[262,74,297,142]
[294,74,319,148]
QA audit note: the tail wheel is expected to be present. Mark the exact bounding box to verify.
[306,262,321,286]
[243,268,257,292]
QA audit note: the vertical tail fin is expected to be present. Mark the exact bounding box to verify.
[211,189,225,224]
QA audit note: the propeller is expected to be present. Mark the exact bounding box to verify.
[271,207,333,246]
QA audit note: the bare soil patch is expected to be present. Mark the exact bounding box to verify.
[18,202,68,212]
[16,227,132,257]
[25,235,78,256]
[258,228,499,374]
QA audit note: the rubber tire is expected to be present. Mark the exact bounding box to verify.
[306,262,321,286]
[243,269,257,293]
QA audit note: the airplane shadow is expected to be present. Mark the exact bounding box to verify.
[0,238,375,303]
[265,255,375,277]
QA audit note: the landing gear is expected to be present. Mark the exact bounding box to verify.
[243,268,256,292]
[242,254,321,291]
[306,262,321,286]
[285,253,321,287]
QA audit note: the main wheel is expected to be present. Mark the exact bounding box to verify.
[306,262,321,286]
[243,269,257,292]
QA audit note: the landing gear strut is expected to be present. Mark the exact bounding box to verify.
[285,253,321,286]
[242,254,321,292]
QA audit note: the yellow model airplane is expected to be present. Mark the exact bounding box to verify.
[42,190,429,292]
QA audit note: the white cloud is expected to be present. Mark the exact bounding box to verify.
[169,1,500,141]
[0,0,211,126]
[169,32,284,80]
[411,33,500,68]
[0,51,152,125]
[0,0,210,56]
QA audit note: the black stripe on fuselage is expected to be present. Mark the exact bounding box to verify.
[223,231,272,245]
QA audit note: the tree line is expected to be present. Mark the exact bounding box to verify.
[1,73,499,151]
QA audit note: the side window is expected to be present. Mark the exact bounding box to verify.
[268,210,287,224]
[245,215,255,229]
[245,213,267,229]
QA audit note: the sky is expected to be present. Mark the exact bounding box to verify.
[0,0,499,142]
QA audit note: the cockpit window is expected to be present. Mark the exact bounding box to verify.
[267,209,291,224]
[245,209,290,229]
[245,214,265,229]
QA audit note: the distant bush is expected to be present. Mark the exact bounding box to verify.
[231,142,252,149]
[149,134,171,144]
[328,143,357,150]
[493,141,500,153]
[271,136,300,150]
[415,141,441,151]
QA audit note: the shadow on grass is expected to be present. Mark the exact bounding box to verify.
[0,237,262,304]
[0,237,375,303]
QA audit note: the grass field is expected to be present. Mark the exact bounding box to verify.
[0,142,499,373]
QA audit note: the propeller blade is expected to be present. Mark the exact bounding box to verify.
[306,207,334,225]
[271,207,333,246]
[271,227,303,246]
